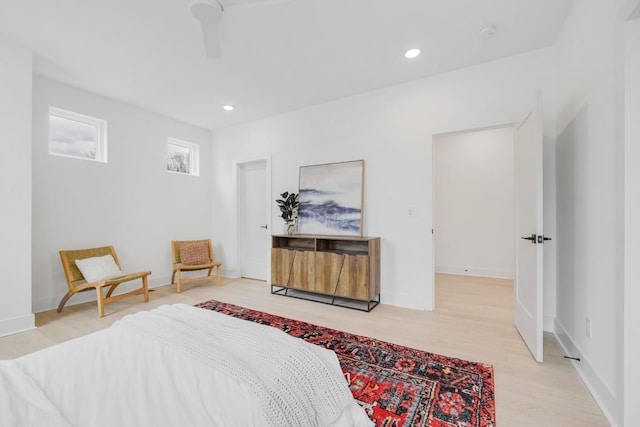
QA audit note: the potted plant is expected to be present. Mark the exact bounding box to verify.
[276,191,299,234]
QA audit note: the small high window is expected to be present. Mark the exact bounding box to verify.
[167,138,199,176]
[49,107,107,162]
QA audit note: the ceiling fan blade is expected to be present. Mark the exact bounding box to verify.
[189,0,223,59]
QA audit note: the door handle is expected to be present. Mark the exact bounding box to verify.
[521,234,552,244]
[260,224,268,229]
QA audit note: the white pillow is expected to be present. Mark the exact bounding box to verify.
[75,254,123,282]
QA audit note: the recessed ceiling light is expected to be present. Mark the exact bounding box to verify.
[223,105,235,111]
[404,48,421,59]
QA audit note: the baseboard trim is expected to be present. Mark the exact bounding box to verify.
[0,313,36,338]
[221,268,240,279]
[543,314,555,333]
[435,265,514,280]
[382,290,432,311]
[33,275,172,314]
[553,318,619,427]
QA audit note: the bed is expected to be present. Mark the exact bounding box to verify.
[0,304,373,427]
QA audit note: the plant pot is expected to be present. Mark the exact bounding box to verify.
[284,221,296,235]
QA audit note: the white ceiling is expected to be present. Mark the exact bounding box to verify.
[0,0,574,130]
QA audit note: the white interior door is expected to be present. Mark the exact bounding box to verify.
[238,160,269,280]
[514,94,545,362]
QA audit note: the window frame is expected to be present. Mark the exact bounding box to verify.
[167,137,200,177]
[48,106,108,163]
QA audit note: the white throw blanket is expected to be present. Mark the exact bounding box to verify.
[0,304,372,427]
[116,304,367,427]
[0,359,72,427]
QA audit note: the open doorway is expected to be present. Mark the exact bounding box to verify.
[433,126,515,312]
[433,102,546,363]
[433,126,515,279]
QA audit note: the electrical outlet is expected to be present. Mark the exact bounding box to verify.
[407,207,418,217]
[586,318,592,338]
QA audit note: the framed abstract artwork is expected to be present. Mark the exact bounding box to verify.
[297,160,364,236]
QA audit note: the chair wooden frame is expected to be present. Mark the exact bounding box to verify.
[58,246,151,317]
[171,239,222,292]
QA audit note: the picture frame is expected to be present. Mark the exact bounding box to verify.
[297,160,364,236]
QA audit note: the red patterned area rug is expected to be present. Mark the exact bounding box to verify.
[195,300,496,427]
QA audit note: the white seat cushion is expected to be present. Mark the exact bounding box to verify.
[75,254,123,282]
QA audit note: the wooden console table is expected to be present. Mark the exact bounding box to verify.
[271,234,380,312]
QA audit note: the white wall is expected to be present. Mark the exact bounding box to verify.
[624,13,640,427]
[0,35,34,336]
[434,127,514,279]
[211,47,557,311]
[31,76,214,313]
[553,0,639,425]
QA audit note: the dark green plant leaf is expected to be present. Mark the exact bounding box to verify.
[275,190,299,222]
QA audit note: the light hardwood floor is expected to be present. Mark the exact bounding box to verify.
[0,274,609,426]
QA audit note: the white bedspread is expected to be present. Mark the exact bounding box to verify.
[0,304,372,427]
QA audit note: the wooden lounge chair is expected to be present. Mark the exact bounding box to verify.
[58,246,151,317]
[171,239,222,292]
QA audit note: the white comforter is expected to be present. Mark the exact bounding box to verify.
[0,304,373,427]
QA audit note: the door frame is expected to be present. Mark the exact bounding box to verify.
[235,155,272,282]
[431,122,515,310]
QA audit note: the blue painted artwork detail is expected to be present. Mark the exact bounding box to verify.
[297,160,363,236]
[298,189,361,233]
